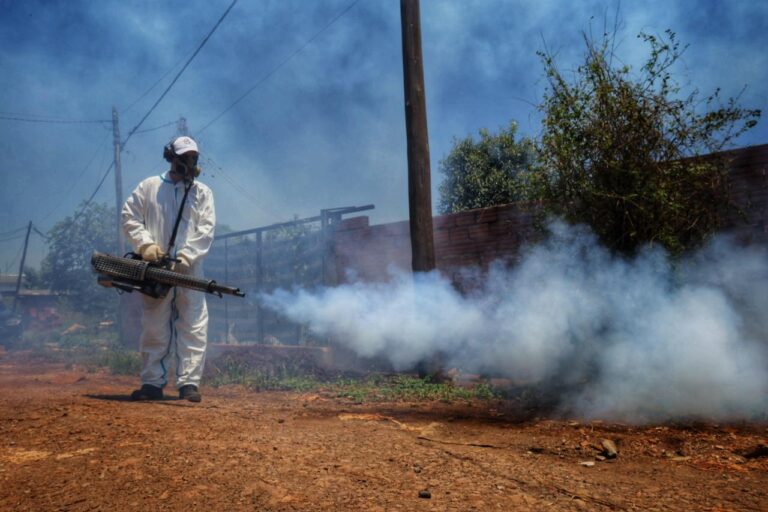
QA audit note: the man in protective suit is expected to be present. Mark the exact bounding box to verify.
[122,135,215,402]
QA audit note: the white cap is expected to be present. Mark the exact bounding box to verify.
[171,136,198,155]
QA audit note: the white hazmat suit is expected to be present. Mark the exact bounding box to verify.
[122,172,215,390]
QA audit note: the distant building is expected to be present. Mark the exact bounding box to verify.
[0,274,61,329]
[17,289,61,329]
[0,274,20,297]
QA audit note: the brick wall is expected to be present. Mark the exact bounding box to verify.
[330,201,542,285]
[331,143,768,284]
[722,144,768,245]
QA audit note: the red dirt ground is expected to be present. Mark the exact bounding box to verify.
[1,352,767,511]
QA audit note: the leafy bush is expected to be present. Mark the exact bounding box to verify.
[535,30,760,255]
[40,201,118,318]
[438,122,536,214]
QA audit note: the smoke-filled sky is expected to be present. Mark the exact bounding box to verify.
[1,0,766,270]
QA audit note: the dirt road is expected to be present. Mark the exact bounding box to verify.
[1,355,766,511]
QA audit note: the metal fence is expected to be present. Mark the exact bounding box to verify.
[204,205,373,345]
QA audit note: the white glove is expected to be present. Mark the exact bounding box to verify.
[140,243,165,263]
[174,254,192,273]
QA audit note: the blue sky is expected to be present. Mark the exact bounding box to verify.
[1,0,766,270]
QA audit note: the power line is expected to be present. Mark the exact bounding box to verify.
[82,161,115,209]
[121,50,196,115]
[0,233,25,244]
[0,226,27,238]
[0,114,109,124]
[70,161,115,224]
[201,155,259,202]
[199,153,277,223]
[2,130,110,231]
[32,226,49,241]
[122,0,239,148]
[36,130,112,224]
[198,0,360,135]
[16,156,113,247]
[133,120,176,135]
[66,1,238,228]
[2,243,25,274]
[0,233,27,242]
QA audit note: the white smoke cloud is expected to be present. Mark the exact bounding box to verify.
[262,221,768,423]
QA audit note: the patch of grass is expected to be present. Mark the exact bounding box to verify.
[58,333,98,350]
[19,327,61,351]
[13,321,141,375]
[208,357,501,403]
[208,356,320,392]
[98,348,142,375]
[328,375,500,404]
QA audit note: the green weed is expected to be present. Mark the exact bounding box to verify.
[98,349,142,375]
[208,358,500,404]
[327,375,500,403]
[208,356,320,391]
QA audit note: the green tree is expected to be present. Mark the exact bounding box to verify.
[21,266,44,289]
[41,202,118,318]
[536,30,760,255]
[438,122,536,214]
[217,223,234,235]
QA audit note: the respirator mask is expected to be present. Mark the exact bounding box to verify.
[174,152,201,180]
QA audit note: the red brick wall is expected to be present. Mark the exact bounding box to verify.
[331,143,768,284]
[330,202,542,284]
[722,144,768,245]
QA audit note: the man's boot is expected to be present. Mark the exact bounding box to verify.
[179,384,202,402]
[130,384,164,401]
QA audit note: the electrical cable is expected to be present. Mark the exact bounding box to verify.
[65,0,238,228]
[122,0,238,148]
[2,243,25,274]
[0,233,25,244]
[82,161,115,208]
[121,49,196,115]
[133,120,177,134]
[0,114,110,124]
[0,226,27,238]
[32,226,49,241]
[200,155,260,203]
[198,153,279,222]
[36,130,112,224]
[197,0,359,135]
[70,161,115,224]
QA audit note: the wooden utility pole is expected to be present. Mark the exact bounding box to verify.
[112,106,124,256]
[400,0,435,273]
[12,221,32,313]
[177,116,189,136]
[401,0,445,380]
[112,106,129,347]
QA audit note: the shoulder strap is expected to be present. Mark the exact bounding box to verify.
[166,181,193,256]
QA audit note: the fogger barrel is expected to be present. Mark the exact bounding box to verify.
[91,251,245,298]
